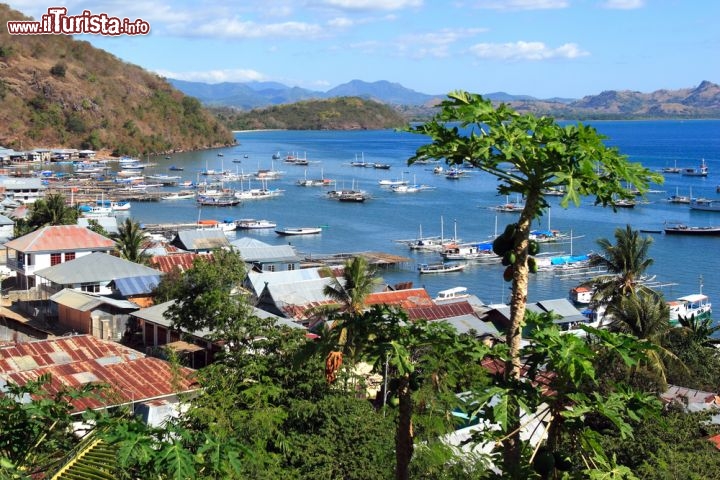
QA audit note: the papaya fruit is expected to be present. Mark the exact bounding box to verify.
[533,447,555,476]
[492,234,512,256]
[501,251,516,266]
[529,239,540,255]
[528,256,538,274]
[503,266,514,282]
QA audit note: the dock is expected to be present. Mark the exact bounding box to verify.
[300,251,412,269]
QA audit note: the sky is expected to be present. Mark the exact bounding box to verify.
[6,0,719,99]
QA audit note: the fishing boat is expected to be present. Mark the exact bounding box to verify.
[661,160,681,174]
[297,169,334,187]
[234,179,284,200]
[681,158,708,177]
[613,198,636,208]
[667,294,712,325]
[196,195,240,207]
[441,242,500,263]
[434,286,470,302]
[168,165,184,171]
[663,223,720,235]
[667,187,692,204]
[350,153,372,167]
[196,219,236,232]
[161,190,195,200]
[235,219,277,230]
[111,201,131,211]
[493,195,524,212]
[373,163,391,169]
[689,198,720,212]
[145,174,182,186]
[275,227,322,236]
[417,262,465,274]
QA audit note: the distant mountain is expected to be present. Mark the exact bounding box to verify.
[0,5,234,154]
[172,77,720,119]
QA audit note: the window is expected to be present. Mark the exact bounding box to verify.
[50,253,61,266]
[266,264,275,272]
[287,263,296,271]
[80,283,100,293]
[65,252,75,261]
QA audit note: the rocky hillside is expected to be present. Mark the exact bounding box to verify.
[216,97,408,131]
[0,5,235,155]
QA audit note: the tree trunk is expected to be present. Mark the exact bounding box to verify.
[502,192,539,479]
[395,374,413,480]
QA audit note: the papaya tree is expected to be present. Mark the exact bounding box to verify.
[406,91,663,478]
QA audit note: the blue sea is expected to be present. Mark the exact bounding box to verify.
[112,120,720,307]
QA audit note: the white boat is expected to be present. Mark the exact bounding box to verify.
[111,201,131,211]
[379,178,409,187]
[398,218,460,252]
[493,195,524,212]
[275,227,322,236]
[667,187,693,204]
[689,198,720,212]
[569,285,594,305]
[417,262,465,274]
[235,219,277,229]
[234,186,284,200]
[161,190,195,200]
[441,242,500,263]
[434,286,470,302]
[681,159,708,177]
[79,205,112,218]
[667,293,712,325]
[145,174,182,185]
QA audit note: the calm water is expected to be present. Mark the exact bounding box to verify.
[115,120,720,307]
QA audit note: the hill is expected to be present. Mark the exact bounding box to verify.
[0,5,235,155]
[215,97,407,131]
[172,76,720,120]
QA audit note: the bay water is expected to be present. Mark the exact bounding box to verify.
[119,120,720,308]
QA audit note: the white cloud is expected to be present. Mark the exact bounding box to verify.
[468,41,589,60]
[154,68,266,83]
[600,0,644,9]
[187,18,324,39]
[473,0,569,10]
[320,0,422,10]
[398,28,487,58]
[327,16,354,28]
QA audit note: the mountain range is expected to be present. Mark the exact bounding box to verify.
[170,78,720,119]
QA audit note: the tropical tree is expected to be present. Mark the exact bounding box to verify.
[16,193,79,235]
[322,256,380,315]
[589,225,656,308]
[406,91,662,478]
[113,218,149,264]
[605,289,680,391]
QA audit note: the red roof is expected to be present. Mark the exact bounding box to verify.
[0,335,197,413]
[365,288,433,309]
[406,301,476,321]
[4,225,115,253]
[150,252,211,273]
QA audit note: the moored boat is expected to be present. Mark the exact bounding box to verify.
[275,227,322,236]
[235,219,277,229]
[689,198,720,212]
[417,262,465,274]
[434,286,470,302]
[663,223,720,235]
[667,293,712,325]
[196,195,240,207]
[681,158,708,177]
[161,190,195,200]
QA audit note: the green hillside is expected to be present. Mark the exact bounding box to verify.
[214,97,408,131]
[0,4,235,155]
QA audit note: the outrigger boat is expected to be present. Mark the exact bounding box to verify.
[417,262,465,274]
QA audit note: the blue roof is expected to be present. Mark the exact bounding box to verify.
[114,275,162,296]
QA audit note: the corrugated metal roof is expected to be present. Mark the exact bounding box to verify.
[0,335,197,413]
[50,289,139,311]
[4,225,116,253]
[407,301,476,321]
[441,315,500,336]
[536,299,584,317]
[150,252,207,273]
[235,245,299,262]
[366,288,433,308]
[246,268,322,295]
[231,237,273,248]
[114,275,161,296]
[77,217,119,235]
[175,230,230,251]
[0,214,13,226]
[34,252,162,285]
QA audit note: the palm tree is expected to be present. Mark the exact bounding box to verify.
[114,218,149,264]
[27,193,78,229]
[606,289,682,390]
[318,256,380,383]
[589,225,656,307]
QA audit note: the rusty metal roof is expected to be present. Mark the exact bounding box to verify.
[406,301,476,321]
[150,252,209,273]
[365,288,433,309]
[4,225,116,253]
[0,335,197,413]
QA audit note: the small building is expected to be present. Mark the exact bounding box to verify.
[0,176,46,204]
[4,225,116,289]
[0,213,14,243]
[0,335,198,425]
[33,251,162,298]
[171,229,230,253]
[231,237,301,272]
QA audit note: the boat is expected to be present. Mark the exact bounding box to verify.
[663,223,720,235]
[373,163,391,169]
[79,204,113,218]
[569,285,594,305]
[196,219,236,232]
[661,160,681,174]
[417,262,465,274]
[434,286,470,302]
[350,153,372,167]
[667,187,692,204]
[493,195,524,212]
[196,195,240,207]
[168,165,184,171]
[689,198,720,212]
[441,242,500,263]
[391,184,435,193]
[272,152,281,160]
[613,198,636,208]
[681,158,708,177]
[667,293,712,325]
[235,219,277,230]
[378,177,408,187]
[145,174,182,186]
[445,168,468,179]
[234,179,284,200]
[161,190,195,200]
[111,201,131,211]
[275,227,322,236]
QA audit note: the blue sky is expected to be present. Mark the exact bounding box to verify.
[7,0,719,98]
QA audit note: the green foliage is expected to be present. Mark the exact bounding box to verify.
[219,96,407,130]
[26,193,78,230]
[50,62,66,77]
[113,218,149,264]
[85,218,109,237]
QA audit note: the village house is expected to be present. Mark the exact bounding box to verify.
[171,229,230,253]
[231,237,301,272]
[0,213,14,243]
[0,176,46,204]
[0,334,198,426]
[4,225,116,289]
